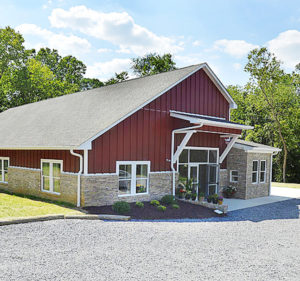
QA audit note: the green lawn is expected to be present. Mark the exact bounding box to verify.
[272,182,300,189]
[0,192,84,219]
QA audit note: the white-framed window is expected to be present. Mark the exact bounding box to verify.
[230,170,238,183]
[260,160,266,183]
[0,157,9,183]
[41,159,63,194]
[117,161,150,196]
[252,160,259,184]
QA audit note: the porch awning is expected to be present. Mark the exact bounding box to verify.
[170,110,253,130]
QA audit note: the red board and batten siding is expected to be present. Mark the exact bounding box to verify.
[0,150,82,173]
[0,69,240,173]
[87,69,241,173]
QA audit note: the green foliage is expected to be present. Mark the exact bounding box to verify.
[229,47,300,183]
[171,204,180,209]
[131,53,176,77]
[105,71,129,85]
[157,205,166,212]
[150,200,160,206]
[161,195,175,205]
[112,201,131,214]
[135,201,144,208]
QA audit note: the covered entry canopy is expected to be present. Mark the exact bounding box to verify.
[170,110,253,195]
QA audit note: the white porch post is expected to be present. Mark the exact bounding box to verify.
[83,149,88,175]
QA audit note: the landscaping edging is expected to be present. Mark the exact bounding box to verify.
[0,214,131,226]
[177,198,228,214]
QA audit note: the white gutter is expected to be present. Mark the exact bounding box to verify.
[70,150,83,207]
[171,124,204,196]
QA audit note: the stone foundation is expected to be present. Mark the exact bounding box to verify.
[82,172,174,206]
[0,167,176,207]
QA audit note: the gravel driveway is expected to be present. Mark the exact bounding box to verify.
[1,199,300,281]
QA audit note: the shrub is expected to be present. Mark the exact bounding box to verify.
[112,201,131,214]
[171,204,180,209]
[161,195,175,205]
[150,200,160,206]
[135,201,144,208]
[157,205,166,212]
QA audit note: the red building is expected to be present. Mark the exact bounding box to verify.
[0,63,279,206]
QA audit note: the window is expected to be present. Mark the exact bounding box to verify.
[230,170,238,183]
[117,162,149,196]
[260,160,266,183]
[41,160,62,194]
[0,158,9,183]
[252,160,258,183]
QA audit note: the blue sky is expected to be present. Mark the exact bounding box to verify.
[0,0,299,85]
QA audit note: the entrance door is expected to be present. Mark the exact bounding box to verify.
[198,164,219,197]
[188,164,198,195]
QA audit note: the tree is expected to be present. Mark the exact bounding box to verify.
[242,47,300,182]
[105,71,129,85]
[131,53,176,77]
[80,78,104,91]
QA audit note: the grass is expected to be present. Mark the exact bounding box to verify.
[272,182,300,189]
[0,192,84,219]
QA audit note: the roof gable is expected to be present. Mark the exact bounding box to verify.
[0,63,236,149]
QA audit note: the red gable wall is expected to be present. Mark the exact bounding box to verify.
[88,69,239,173]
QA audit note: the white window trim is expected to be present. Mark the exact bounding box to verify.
[116,161,150,197]
[0,157,9,183]
[251,160,259,184]
[230,170,238,183]
[259,160,267,183]
[41,159,63,195]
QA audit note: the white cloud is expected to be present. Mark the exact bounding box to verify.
[85,58,131,80]
[267,30,300,69]
[97,48,112,53]
[233,63,242,70]
[193,40,202,47]
[16,23,91,56]
[213,39,259,58]
[48,5,183,55]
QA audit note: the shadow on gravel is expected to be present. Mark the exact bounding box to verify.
[129,199,300,223]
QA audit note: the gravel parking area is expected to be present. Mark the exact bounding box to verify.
[0,208,299,281]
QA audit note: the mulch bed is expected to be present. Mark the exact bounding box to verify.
[84,200,219,220]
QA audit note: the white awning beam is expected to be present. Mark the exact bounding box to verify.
[219,135,239,164]
[172,131,194,164]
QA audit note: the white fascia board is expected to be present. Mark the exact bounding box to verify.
[77,64,206,150]
[202,63,237,109]
[77,63,238,150]
[0,146,77,150]
[233,143,281,153]
[170,112,253,130]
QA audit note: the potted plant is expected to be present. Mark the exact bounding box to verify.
[191,193,197,201]
[212,194,219,204]
[198,192,205,202]
[222,186,237,198]
[207,195,213,203]
[185,191,191,200]
[218,196,224,205]
[178,188,186,199]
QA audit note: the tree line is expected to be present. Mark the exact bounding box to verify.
[0,27,299,183]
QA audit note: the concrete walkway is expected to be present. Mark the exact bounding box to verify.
[224,186,300,211]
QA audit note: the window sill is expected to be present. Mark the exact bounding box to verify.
[118,193,149,197]
[41,190,61,196]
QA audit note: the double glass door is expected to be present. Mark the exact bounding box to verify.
[189,164,219,197]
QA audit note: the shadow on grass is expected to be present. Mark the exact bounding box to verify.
[0,189,76,209]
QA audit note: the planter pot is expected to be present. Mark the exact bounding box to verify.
[212,199,218,204]
[179,194,184,199]
[207,198,212,203]
[218,200,223,205]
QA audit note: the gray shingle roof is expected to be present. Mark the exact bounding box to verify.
[0,64,211,149]
[234,139,281,153]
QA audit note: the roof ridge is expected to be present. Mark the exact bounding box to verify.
[1,63,204,114]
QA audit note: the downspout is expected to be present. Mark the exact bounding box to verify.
[70,150,83,207]
[171,124,203,196]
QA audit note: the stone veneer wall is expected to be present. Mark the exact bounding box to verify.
[219,169,228,189]
[226,148,271,199]
[1,167,82,205]
[82,172,175,206]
